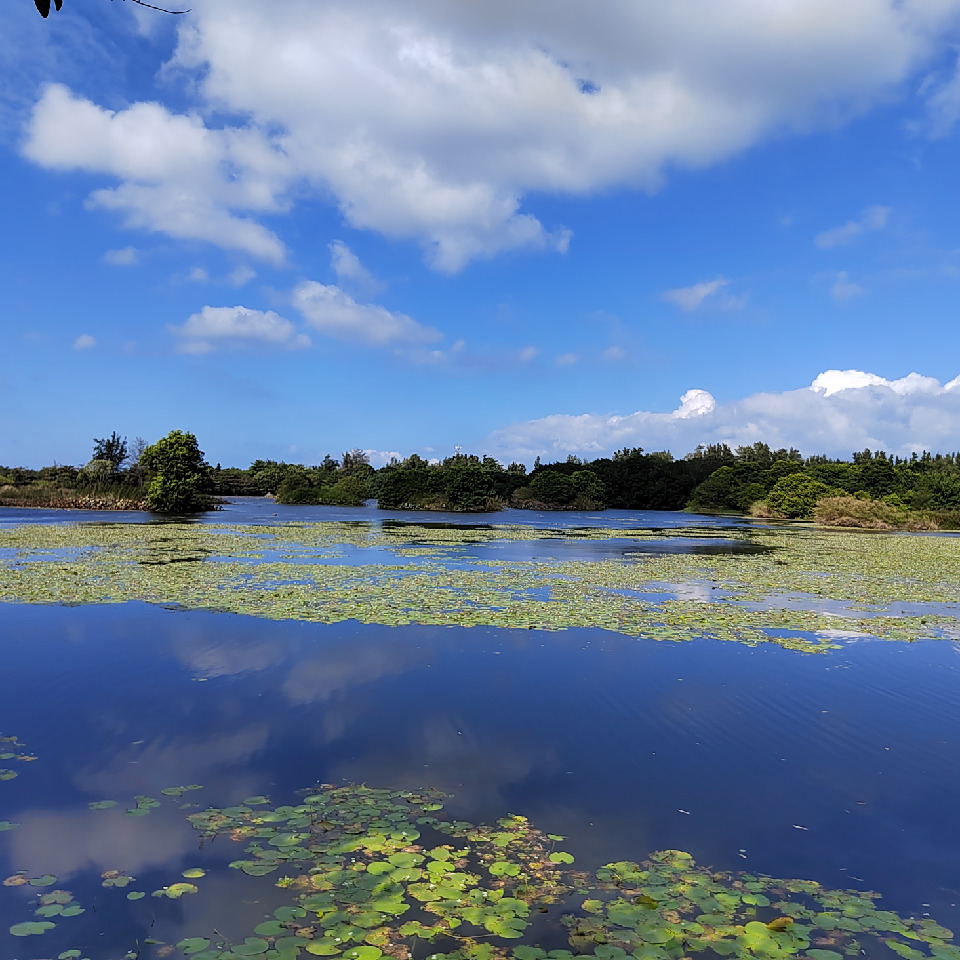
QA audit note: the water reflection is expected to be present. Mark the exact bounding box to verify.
[1,602,959,957]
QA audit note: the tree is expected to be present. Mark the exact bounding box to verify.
[92,431,128,474]
[766,474,839,519]
[34,0,189,17]
[140,430,211,513]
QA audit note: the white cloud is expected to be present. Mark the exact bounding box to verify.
[831,270,866,300]
[103,246,139,266]
[228,265,256,287]
[604,345,626,360]
[292,280,441,346]
[363,448,404,467]
[187,266,209,283]
[329,240,377,289]
[815,205,891,248]
[486,369,960,462]
[23,2,960,269]
[810,368,942,396]
[73,333,95,350]
[168,305,311,354]
[662,277,729,311]
[924,51,960,136]
[24,84,287,263]
[555,352,578,366]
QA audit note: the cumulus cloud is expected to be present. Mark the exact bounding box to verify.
[24,84,287,263]
[292,280,441,346]
[815,205,891,248]
[485,369,960,462]
[73,333,95,350]
[102,246,139,266]
[662,277,729,311]
[168,305,311,354]
[22,2,960,269]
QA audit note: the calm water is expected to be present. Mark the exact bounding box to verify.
[1,505,959,958]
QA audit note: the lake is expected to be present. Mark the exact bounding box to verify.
[1,500,959,960]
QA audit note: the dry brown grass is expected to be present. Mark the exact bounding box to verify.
[813,496,939,531]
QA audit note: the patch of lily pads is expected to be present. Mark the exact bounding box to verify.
[2,521,960,650]
[154,783,957,960]
[2,781,956,959]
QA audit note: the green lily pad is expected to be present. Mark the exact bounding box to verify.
[231,938,270,956]
[0,820,20,830]
[10,920,56,935]
[29,874,57,886]
[127,891,146,900]
[549,852,574,864]
[305,942,343,956]
[157,882,198,898]
[343,948,382,960]
[89,799,117,809]
[275,906,308,922]
[177,939,213,955]
[182,867,206,878]
[254,920,287,936]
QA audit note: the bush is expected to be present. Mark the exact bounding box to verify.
[765,474,839,520]
[140,431,212,514]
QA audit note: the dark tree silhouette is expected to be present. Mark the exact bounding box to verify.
[34,0,189,16]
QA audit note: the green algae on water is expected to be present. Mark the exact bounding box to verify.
[2,521,960,649]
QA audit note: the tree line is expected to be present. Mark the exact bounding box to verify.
[3,432,960,523]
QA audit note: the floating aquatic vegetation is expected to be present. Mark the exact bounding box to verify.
[6,884,84,940]
[101,869,135,888]
[126,794,161,817]
[1,781,955,959]
[0,733,35,791]
[2,521,960,649]
[164,783,956,960]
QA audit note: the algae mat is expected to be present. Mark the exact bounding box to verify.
[1,520,959,651]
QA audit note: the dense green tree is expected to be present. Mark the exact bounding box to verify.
[766,474,839,519]
[140,430,211,514]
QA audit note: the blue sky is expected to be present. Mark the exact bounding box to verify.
[3,0,960,469]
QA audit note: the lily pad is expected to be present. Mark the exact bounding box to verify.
[177,939,213,955]
[231,938,270,956]
[10,920,56,935]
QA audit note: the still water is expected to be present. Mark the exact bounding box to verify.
[0,503,958,958]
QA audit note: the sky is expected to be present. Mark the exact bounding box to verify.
[3,0,960,469]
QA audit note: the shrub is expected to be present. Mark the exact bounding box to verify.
[765,474,839,520]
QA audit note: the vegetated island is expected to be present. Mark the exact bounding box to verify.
[3,430,960,529]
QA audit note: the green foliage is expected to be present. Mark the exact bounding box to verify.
[92,432,128,473]
[140,431,211,514]
[765,474,840,520]
[527,471,574,505]
[169,783,955,960]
